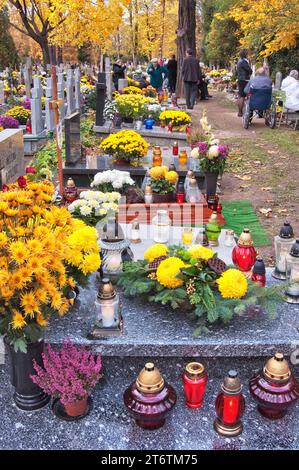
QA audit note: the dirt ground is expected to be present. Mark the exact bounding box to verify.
[191,90,299,264]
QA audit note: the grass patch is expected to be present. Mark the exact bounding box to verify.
[260,129,299,156]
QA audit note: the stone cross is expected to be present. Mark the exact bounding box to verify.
[45,77,55,132]
[66,69,75,116]
[105,56,112,100]
[118,78,128,91]
[275,71,282,90]
[0,81,4,105]
[30,76,44,135]
[74,67,81,111]
[57,72,66,121]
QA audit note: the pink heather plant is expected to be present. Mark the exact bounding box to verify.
[31,341,102,405]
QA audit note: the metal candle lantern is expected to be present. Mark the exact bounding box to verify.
[130,218,141,244]
[186,178,201,203]
[124,362,177,430]
[183,362,208,409]
[176,181,185,203]
[90,277,122,338]
[251,257,266,287]
[232,228,257,272]
[249,353,299,419]
[99,218,133,280]
[214,370,245,437]
[272,221,295,280]
[63,177,79,204]
[285,239,299,304]
[205,212,221,247]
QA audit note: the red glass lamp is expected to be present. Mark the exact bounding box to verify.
[251,257,266,287]
[123,362,177,430]
[176,181,185,204]
[172,141,179,156]
[249,353,299,419]
[232,228,257,272]
[214,370,245,437]
[182,362,208,409]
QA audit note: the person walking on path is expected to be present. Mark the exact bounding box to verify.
[236,49,252,117]
[182,49,202,110]
[147,58,168,92]
[167,54,177,94]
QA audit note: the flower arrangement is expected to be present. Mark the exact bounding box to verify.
[144,102,162,121]
[5,106,31,125]
[118,244,284,334]
[0,179,101,351]
[159,110,191,131]
[31,341,102,407]
[103,99,117,121]
[91,169,135,193]
[99,130,148,166]
[115,94,156,120]
[143,85,157,98]
[21,98,31,110]
[190,111,229,174]
[127,77,141,87]
[68,190,121,226]
[0,115,19,129]
[149,166,179,194]
[123,86,143,95]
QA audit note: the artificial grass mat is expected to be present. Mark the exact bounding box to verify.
[221,200,271,247]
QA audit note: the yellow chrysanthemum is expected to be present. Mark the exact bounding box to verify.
[59,298,70,317]
[18,266,32,284]
[51,292,62,310]
[34,288,48,303]
[68,277,76,289]
[165,171,179,184]
[188,245,215,261]
[217,269,248,299]
[1,286,14,299]
[11,271,26,290]
[36,313,48,327]
[11,311,27,329]
[21,291,40,317]
[156,257,186,289]
[80,253,101,275]
[144,244,169,263]
[149,166,165,180]
[9,241,29,264]
[0,232,8,248]
[28,256,44,272]
[27,239,44,255]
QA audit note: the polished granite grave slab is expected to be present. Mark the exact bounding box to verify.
[1,357,298,450]
[45,271,299,358]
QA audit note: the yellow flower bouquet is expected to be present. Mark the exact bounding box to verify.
[99,130,149,166]
[5,106,31,125]
[115,94,157,120]
[149,166,179,197]
[118,243,284,334]
[159,110,191,131]
[0,179,101,351]
[123,86,143,95]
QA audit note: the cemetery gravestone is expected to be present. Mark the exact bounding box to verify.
[0,129,24,185]
[65,111,81,166]
[66,69,76,116]
[57,73,66,121]
[105,57,112,100]
[95,72,107,127]
[30,77,44,135]
[23,57,33,98]
[74,68,81,111]
[45,77,55,132]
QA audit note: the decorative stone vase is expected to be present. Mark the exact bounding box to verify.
[5,338,50,411]
[205,171,219,199]
[64,397,89,417]
[124,362,177,430]
[152,192,175,203]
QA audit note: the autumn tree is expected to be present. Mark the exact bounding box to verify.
[0,0,130,65]
[0,7,19,68]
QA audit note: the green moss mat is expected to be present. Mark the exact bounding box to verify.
[222,200,271,247]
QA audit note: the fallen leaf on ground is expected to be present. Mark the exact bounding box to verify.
[239,184,250,189]
[277,209,287,214]
[259,208,273,217]
[261,187,272,191]
[234,175,252,181]
[253,160,261,164]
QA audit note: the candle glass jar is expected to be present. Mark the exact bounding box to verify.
[183,362,208,409]
[94,278,120,328]
[152,210,171,244]
[224,230,235,247]
[272,222,295,280]
[172,141,179,156]
[182,227,193,246]
[178,149,188,165]
[285,239,299,303]
[186,178,201,203]
[232,228,257,272]
[152,146,162,167]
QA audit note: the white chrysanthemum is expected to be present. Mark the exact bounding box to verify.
[80,205,92,216]
[190,148,199,159]
[208,145,219,158]
[210,138,220,146]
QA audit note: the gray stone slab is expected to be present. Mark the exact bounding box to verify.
[65,111,81,165]
[94,125,187,146]
[0,357,298,450]
[45,270,299,358]
[0,129,24,184]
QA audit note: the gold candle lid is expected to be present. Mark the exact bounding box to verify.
[222,370,242,395]
[145,185,152,194]
[208,211,220,224]
[263,353,291,382]
[186,362,205,378]
[136,362,165,394]
[67,177,76,187]
[238,228,254,246]
[97,278,116,300]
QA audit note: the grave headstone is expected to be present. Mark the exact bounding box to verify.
[95,72,107,126]
[65,111,81,166]
[57,73,66,121]
[0,129,24,184]
[66,69,75,116]
[30,76,44,135]
[275,71,282,90]
[45,77,55,132]
[74,68,81,111]
[0,81,4,105]
[118,78,128,91]
[105,57,112,100]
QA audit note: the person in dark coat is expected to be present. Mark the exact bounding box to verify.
[181,49,202,109]
[167,54,177,94]
[112,60,126,91]
[147,58,167,91]
[236,49,252,116]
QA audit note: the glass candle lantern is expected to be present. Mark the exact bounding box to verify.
[183,362,208,409]
[186,178,201,203]
[145,115,154,130]
[207,195,219,212]
[152,210,171,244]
[152,146,162,167]
[182,227,193,246]
[196,228,209,246]
[272,221,295,280]
[214,370,245,437]
[206,212,221,247]
[172,141,179,156]
[94,278,120,328]
[160,120,166,128]
[168,121,173,132]
[232,228,257,272]
[130,218,141,244]
[184,170,194,192]
[144,185,153,204]
[285,239,299,303]
[178,149,188,165]
[251,257,266,287]
[63,177,79,204]
[176,181,185,203]
[142,170,150,192]
[224,229,235,247]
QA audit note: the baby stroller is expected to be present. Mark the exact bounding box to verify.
[242,87,277,129]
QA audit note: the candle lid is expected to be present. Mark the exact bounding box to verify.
[253,257,266,275]
[263,353,291,382]
[136,362,165,394]
[97,278,116,300]
[185,362,205,378]
[145,185,152,194]
[290,239,299,258]
[222,370,242,395]
[208,211,220,225]
[238,228,254,247]
[279,221,294,239]
[66,177,76,187]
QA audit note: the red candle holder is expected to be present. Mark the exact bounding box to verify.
[232,228,257,272]
[251,257,266,287]
[182,362,208,409]
[172,141,179,156]
[214,370,245,437]
[123,362,177,430]
[249,353,299,419]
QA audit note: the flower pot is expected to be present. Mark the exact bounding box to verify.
[152,192,175,203]
[4,338,50,411]
[205,171,219,199]
[64,397,89,417]
[123,116,134,124]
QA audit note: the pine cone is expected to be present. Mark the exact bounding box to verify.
[207,257,227,275]
[148,255,168,271]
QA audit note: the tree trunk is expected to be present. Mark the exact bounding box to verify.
[40,40,51,67]
[57,47,63,65]
[176,0,197,98]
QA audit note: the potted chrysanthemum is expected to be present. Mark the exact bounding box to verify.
[148,166,179,203]
[99,130,148,166]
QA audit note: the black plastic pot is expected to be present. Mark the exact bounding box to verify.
[5,338,50,411]
[205,171,219,199]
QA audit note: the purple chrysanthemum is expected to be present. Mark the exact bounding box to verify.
[0,115,19,129]
[218,144,229,158]
[197,141,209,154]
[21,98,31,110]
